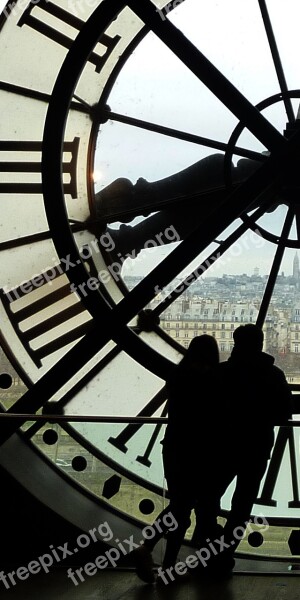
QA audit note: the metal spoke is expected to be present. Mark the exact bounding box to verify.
[0,222,85,252]
[295,206,300,243]
[28,0,300,456]
[0,81,90,113]
[100,109,265,162]
[23,344,121,439]
[152,204,270,318]
[1,146,282,446]
[128,0,285,153]
[258,0,295,124]
[43,0,294,338]
[257,207,294,328]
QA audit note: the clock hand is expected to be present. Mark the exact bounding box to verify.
[88,149,272,266]
[95,106,265,163]
[41,0,288,327]
[3,124,296,446]
[45,21,300,340]
[24,0,299,459]
[91,152,262,226]
[104,124,300,332]
[0,150,275,446]
[88,153,266,263]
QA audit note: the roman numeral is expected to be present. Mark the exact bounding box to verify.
[0,138,79,198]
[0,265,91,367]
[136,404,168,467]
[256,425,300,508]
[0,81,90,114]
[18,0,121,73]
[108,387,167,465]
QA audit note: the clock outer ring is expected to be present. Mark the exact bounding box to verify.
[0,0,297,557]
[41,0,180,381]
[224,90,300,248]
[41,0,291,378]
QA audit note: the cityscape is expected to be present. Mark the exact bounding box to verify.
[0,246,298,561]
[126,252,300,384]
[1,254,300,393]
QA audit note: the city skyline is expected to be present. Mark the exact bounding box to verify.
[120,233,300,280]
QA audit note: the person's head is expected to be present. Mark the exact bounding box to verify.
[233,324,264,352]
[183,334,220,367]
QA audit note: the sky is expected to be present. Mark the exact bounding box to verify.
[2,0,300,279]
[94,0,300,278]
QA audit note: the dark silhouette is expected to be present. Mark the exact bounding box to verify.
[194,324,293,572]
[133,334,220,583]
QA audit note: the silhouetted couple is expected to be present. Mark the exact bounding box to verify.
[133,325,293,583]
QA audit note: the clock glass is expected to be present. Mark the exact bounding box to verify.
[0,0,299,565]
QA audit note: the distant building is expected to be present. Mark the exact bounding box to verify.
[159,297,260,353]
[293,252,300,281]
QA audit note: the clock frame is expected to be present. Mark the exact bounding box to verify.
[0,0,299,564]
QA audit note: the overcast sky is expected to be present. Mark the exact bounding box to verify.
[94,0,300,278]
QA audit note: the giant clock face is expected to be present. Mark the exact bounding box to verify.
[0,0,300,564]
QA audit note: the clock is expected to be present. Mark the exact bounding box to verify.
[0,0,299,565]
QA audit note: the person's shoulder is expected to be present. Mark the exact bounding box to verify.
[263,359,291,394]
[215,360,231,373]
[269,362,289,383]
[166,361,188,389]
[260,353,285,375]
[271,363,284,375]
[209,361,231,385]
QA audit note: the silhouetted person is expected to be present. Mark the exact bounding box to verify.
[133,334,220,583]
[194,324,293,573]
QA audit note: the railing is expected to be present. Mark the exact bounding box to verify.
[0,413,299,424]
[0,414,167,423]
